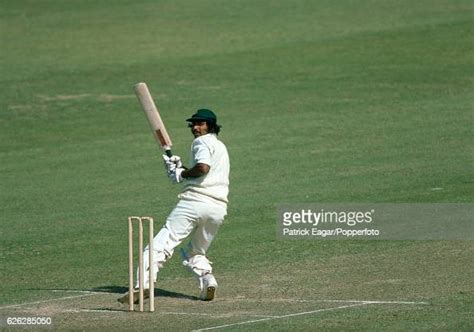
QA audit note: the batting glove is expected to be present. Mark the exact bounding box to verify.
[162,154,177,174]
[169,155,182,168]
[169,167,184,184]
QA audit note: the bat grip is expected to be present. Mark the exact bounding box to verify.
[165,150,173,157]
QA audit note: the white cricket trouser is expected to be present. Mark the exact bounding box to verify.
[137,195,227,288]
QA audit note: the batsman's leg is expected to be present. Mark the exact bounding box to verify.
[135,200,199,289]
[184,201,226,300]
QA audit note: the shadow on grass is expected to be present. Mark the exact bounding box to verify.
[94,286,200,301]
[28,286,199,301]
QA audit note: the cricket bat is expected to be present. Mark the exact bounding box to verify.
[133,82,173,157]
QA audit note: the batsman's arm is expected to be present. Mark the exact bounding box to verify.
[182,163,209,178]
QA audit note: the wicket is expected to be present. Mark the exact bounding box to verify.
[128,216,155,312]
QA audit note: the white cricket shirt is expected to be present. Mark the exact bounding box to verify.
[180,133,230,205]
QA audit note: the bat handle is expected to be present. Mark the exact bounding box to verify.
[165,149,173,157]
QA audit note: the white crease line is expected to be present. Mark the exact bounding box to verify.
[0,292,429,313]
[0,293,100,310]
[192,303,368,332]
[162,311,214,316]
[162,311,277,318]
[49,310,276,318]
[268,299,429,305]
[354,300,429,305]
[244,314,279,318]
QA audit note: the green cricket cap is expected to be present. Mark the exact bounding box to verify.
[186,109,217,123]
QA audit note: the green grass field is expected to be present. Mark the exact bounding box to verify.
[1,0,473,330]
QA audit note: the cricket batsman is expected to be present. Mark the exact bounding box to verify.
[121,108,229,302]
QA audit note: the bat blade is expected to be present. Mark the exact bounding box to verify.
[133,82,172,156]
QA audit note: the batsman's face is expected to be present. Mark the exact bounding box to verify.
[191,121,208,138]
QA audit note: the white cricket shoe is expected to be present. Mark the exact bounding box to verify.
[199,273,217,301]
